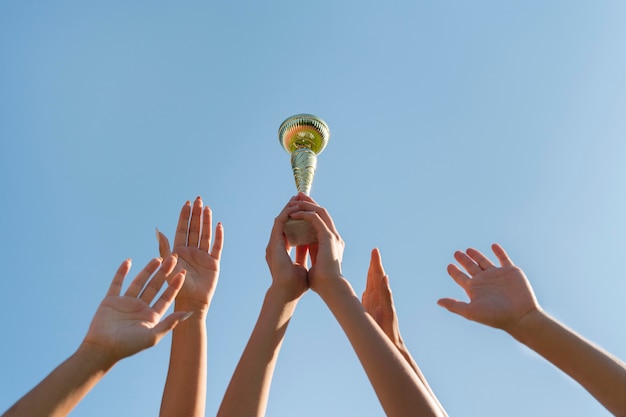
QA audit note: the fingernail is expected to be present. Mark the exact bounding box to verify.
[155,227,161,241]
[181,311,194,322]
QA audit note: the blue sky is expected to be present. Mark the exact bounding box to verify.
[1,1,625,416]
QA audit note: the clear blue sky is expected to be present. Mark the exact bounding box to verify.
[1,1,625,416]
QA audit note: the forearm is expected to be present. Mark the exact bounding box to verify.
[2,344,115,417]
[509,310,626,416]
[318,278,444,417]
[217,286,298,417]
[160,303,208,417]
[395,342,448,417]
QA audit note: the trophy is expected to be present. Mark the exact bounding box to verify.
[278,114,330,246]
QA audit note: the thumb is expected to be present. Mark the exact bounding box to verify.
[156,227,172,258]
[152,311,193,340]
[437,298,470,319]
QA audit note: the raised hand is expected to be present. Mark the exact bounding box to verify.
[216,197,309,417]
[288,197,445,416]
[158,197,223,417]
[157,196,223,311]
[437,243,540,333]
[362,248,403,346]
[81,256,188,363]
[265,196,309,300]
[439,244,626,416]
[2,257,188,417]
[287,193,345,294]
[362,248,448,416]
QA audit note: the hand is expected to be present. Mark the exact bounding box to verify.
[361,248,403,348]
[157,196,223,312]
[288,193,345,294]
[81,256,188,364]
[265,196,308,301]
[437,243,540,333]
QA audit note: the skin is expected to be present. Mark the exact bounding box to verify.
[362,248,448,416]
[216,196,308,417]
[439,243,626,417]
[2,256,188,417]
[219,194,446,416]
[158,196,223,417]
[293,193,446,417]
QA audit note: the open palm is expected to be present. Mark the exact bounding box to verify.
[157,197,223,308]
[438,244,539,332]
[83,257,187,361]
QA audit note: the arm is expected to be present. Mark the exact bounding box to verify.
[362,248,448,417]
[217,197,308,417]
[438,243,626,416]
[158,197,224,417]
[292,194,445,417]
[2,256,188,417]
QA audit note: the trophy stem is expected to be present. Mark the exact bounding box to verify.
[290,148,318,195]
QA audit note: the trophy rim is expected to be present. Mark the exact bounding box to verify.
[278,114,330,155]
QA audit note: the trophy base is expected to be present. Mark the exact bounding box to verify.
[284,218,318,246]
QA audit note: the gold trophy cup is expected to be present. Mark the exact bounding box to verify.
[278,114,330,246]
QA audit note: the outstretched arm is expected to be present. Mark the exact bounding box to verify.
[158,197,223,417]
[439,243,626,416]
[2,256,188,417]
[217,197,308,417]
[294,194,445,417]
[362,248,448,416]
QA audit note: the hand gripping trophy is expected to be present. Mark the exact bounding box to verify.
[278,114,330,246]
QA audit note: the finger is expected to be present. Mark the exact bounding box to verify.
[447,263,471,289]
[291,201,340,240]
[156,228,172,258]
[125,258,162,298]
[187,197,203,247]
[492,243,514,267]
[366,248,386,293]
[151,270,186,316]
[466,247,495,270]
[199,205,213,252]
[453,250,482,276]
[289,210,333,243]
[174,201,192,248]
[107,259,132,297]
[269,202,300,250]
[309,243,318,265]
[139,255,178,304]
[295,245,308,266]
[210,222,224,261]
[437,298,470,319]
[382,274,394,303]
[294,192,317,204]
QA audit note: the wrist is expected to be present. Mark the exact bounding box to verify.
[75,341,119,371]
[267,282,306,304]
[174,297,211,317]
[505,308,547,343]
[314,275,355,303]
